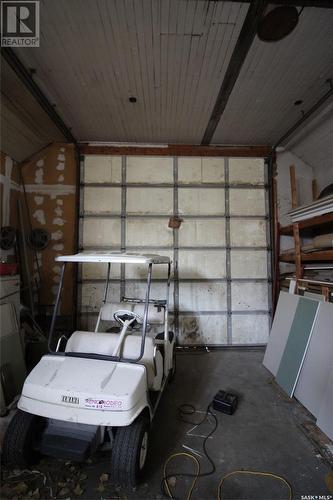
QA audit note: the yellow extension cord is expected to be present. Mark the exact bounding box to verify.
[163,452,293,500]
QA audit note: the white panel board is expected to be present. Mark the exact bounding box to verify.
[126,218,173,247]
[127,188,173,215]
[230,219,267,247]
[82,219,121,247]
[178,188,225,215]
[178,250,226,279]
[178,219,226,247]
[125,250,173,279]
[178,157,225,184]
[81,282,121,312]
[231,251,268,279]
[317,364,333,441]
[179,283,227,312]
[179,315,228,345]
[84,156,121,183]
[232,314,269,344]
[229,189,266,216]
[125,282,174,310]
[263,291,300,376]
[83,187,121,214]
[231,283,268,311]
[294,301,333,417]
[126,156,173,183]
[229,158,265,185]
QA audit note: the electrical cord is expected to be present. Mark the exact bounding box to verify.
[162,403,293,500]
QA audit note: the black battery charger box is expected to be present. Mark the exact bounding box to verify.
[213,390,238,415]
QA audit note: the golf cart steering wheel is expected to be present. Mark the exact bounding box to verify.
[113,310,144,329]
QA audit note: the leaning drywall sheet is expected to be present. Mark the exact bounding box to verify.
[275,297,319,397]
[316,363,333,441]
[263,291,300,376]
[294,301,333,417]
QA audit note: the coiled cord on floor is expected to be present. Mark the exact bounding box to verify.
[162,403,293,500]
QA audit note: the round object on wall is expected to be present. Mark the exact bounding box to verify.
[28,228,50,250]
[257,6,299,42]
[0,226,17,250]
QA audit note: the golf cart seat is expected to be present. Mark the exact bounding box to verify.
[65,332,163,391]
[100,302,165,325]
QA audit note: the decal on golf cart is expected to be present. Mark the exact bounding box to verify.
[61,395,79,404]
[84,398,123,410]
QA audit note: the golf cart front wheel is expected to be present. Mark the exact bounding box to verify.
[111,414,149,488]
[2,410,45,467]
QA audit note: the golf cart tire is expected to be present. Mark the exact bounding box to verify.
[111,413,149,488]
[2,410,44,467]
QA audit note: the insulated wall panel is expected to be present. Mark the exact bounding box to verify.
[83,187,121,214]
[82,219,121,247]
[178,158,225,184]
[126,156,173,183]
[84,155,122,183]
[229,189,266,216]
[126,188,173,215]
[81,155,270,345]
[178,188,225,215]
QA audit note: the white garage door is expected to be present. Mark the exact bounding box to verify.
[79,155,271,345]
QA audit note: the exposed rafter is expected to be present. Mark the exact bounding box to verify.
[201,0,267,145]
[1,48,76,144]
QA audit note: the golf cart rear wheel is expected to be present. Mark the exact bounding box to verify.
[111,414,149,487]
[2,410,44,467]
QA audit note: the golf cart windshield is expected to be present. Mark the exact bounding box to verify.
[49,252,171,364]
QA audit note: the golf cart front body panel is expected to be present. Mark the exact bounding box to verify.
[18,355,150,426]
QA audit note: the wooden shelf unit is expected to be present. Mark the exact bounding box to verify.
[280,249,333,263]
[280,213,333,236]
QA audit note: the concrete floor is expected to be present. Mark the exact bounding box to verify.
[1,350,332,499]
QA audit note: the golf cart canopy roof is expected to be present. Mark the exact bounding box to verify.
[56,252,170,264]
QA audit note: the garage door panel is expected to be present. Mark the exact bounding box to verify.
[125,281,174,310]
[126,218,173,247]
[127,156,173,183]
[82,218,121,247]
[81,262,121,280]
[179,283,227,311]
[178,188,225,215]
[179,219,226,247]
[81,282,121,312]
[229,158,265,185]
[83,187,121,214]
[179,315,228,345]
[231,251,268,279]
[125,250,173,279]
[127,188,173,215]
[84,156,122,183]
[230,219,267,247]
[232,314,269,344]
[178,250,226,279]
[229,189,266,216]
[231,283,269,311]
[178,157,225,184]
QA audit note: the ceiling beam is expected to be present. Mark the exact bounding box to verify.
[1,48,77,144]
[201,0,267,145]
[80,144,271,157]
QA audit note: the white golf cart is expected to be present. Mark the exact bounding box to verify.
[3,252,175,487]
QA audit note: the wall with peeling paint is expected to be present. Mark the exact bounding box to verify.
[21,143,77,317]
